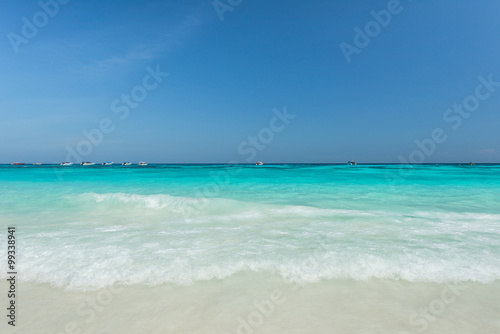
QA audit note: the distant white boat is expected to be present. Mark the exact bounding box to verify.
[60,162,73,166]
[256,161,263,165]
[80,162,95,166]
[102,162,113,166]
[33,162,42,165]
[138,162,148,166]
[348,161,357,166]
[122,162,132,166]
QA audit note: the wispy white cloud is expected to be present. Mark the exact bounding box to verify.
[82,13,203,75]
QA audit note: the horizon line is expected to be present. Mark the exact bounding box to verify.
[2,162,499,165]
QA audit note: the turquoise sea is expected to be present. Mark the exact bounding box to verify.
[1,164,499,333]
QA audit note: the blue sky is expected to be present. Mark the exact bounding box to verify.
[0,0,499,163]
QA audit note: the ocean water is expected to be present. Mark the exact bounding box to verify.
[0,164,499,333]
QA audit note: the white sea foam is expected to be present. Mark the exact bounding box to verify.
[7,244,500,291]
[85,192,193,212]
[2,187,500,290]
[1,192,499,290]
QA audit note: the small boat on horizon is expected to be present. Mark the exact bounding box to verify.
[348,161,357,165]
[33,162,42,165]
[80,162,95,166]
[102,162,114,166]
[11,162,25,165]
[61,162,73,166]
[138,162,148,166]
[256,161,263,165]
[122,162,132,166]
